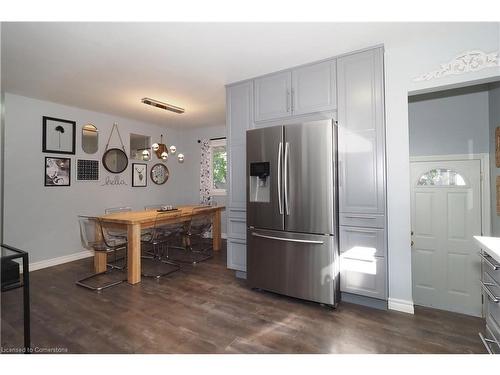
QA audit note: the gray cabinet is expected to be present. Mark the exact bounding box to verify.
[337,47,387,302]
[226,81,254,271]
[227,47,388,300]
[338,47,385,216]
[254,71,291,122]
[254,60,337,123]
[292,60,337,116]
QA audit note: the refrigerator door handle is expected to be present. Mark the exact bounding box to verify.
[251,232,324,245]
[284,141,290,215]
[277,142,283,215]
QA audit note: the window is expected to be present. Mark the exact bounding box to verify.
[210,138,227,195]
[417,168,467,186]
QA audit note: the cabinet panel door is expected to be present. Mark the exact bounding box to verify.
[229,144,246,208]
[292,60,337,115]
[227,239,247,271]
[340,256,387,299]
[254,71,291,122]
[340,225,386,258]
[227,81,253,210]
[227,81,253,145]
[337,48,385,215]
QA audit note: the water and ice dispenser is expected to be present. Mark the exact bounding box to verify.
[249,162,270,203]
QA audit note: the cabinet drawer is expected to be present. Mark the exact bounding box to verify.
[340,256,387,300]
[340,225,386,258]
[481,251,500,286]
[483,272,500,330]
[227,239,247,272]
[340,214,385,229]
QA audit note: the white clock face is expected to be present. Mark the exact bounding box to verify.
[150,163,169,185]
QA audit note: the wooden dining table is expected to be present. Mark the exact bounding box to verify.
[95,205,225,284]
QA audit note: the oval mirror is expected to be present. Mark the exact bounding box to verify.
[102,148,128,174]
[82,124,98,154]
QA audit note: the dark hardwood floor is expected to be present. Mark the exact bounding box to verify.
[1,241,487,353]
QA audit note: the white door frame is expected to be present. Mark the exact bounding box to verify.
[409,153,491,238]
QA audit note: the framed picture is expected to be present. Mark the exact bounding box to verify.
[76,159,99,181]
[42,116,76,154]
[132,163,147,187]
[45,157,71,187]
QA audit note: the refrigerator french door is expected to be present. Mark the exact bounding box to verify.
[246,120,339,306]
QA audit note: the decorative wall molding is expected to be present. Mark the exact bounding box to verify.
[413,50,499,82]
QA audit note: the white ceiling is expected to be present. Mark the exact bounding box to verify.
[1,22,487,128]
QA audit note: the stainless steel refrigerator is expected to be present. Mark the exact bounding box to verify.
[246,119,339,307]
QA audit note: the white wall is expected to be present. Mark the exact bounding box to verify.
[384,23,500,311]
[3,93,191,263]
[176,125,227,234]
[409,86,490,156]
[489,82,500,236]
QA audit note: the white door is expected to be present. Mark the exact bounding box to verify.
[410,159,482,317]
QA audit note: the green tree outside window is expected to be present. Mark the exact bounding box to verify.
[212,145,227,190]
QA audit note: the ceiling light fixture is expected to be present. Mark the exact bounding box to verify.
[141,97,185,114]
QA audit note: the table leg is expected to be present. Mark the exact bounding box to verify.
[212,210,222,251]
[94,253,107,273]
[93,221,107,273]
[127,223,141,284]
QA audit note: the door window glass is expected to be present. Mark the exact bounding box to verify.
[417,168,467,186]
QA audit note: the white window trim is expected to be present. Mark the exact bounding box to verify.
[209,138,227,196]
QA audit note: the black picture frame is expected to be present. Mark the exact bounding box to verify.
[42,116,76,155]
[150,163,169,185]
[132,163,148,187]
[45,157,71,187]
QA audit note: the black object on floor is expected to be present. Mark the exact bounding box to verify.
[1,258,20,289]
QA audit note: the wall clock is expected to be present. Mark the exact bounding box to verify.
[150,163,169,185]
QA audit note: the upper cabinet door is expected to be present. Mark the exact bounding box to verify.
[226,81,254,209]
[227,81,253,146]
[254,71,292,122]
[291,60,337,116]
[337,48,385,215]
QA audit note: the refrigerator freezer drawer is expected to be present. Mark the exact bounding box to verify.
[247,228,338,305]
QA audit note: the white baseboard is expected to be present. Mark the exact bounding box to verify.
[388,298,415,314]
[25,234,228,273]
[23,250,93,273]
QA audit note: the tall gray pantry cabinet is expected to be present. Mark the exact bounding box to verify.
[225,46,387,306]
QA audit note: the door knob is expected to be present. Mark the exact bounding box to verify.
[411,240,414,247]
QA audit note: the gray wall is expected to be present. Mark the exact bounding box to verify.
[409,86,490,156]
[489,83,500,236]
[177,125,227,234]
[3,93,211,263]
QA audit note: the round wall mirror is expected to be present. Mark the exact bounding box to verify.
[82,124,98,154]
[150,163,169,185]
[102,148,128,173]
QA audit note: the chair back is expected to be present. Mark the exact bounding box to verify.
[189,207,213,236]
[78,215,126,251]
[105,206,132,214]
[78,216,101,250]
[152,211,185,240]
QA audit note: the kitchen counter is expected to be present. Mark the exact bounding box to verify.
[474,236,500,264]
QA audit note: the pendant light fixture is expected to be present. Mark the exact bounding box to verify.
[141,134,151,161]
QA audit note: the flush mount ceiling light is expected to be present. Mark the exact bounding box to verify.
[141,97,185,114]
